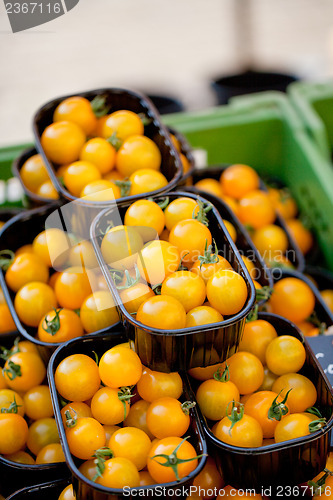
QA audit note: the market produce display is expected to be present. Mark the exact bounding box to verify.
[1,87,333,499]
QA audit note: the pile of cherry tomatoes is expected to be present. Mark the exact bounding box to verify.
[0,337,64,466]
[100,195,250,330]
[1,226,119,343]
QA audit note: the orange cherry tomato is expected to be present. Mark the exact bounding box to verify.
[102,110,144,141]
[80,179,120,200]
[20,154,49,193]
[120,283,155,315]
[265,335,306,375]
[186,306,223,327]
[270,277,315,323]
[169,219,212,265]
[238,320,278,365]
[137,367,183,402]
[220,164,260,200]
[137,240,180,285]
[23,385,53,420]
[164,198,199,231]
[58,484,76,500]
[32,228,70,269]
[0,413,28,454]
[146,397,191,439]
[80,291,119,333]
[272,373,317,413]
[244,390,290,438]
[192,456,225,499]
[161,270,206,312]
[274,413,315,443]
[214,407,263,448]
[3,351,46,392]
[99,345,142,388]
[101,225,144,271]
[55,354,100,402]
[206,269,248,316]
[53,96,97,135]
[123,399,154,440]
[66,417,105,460]
[36,443,65,464]
[63,161,101,197]
[68,240,98,269]
[3,450,35,465]
[252,225,289,258]
[96,457,140,488]
[147,437,199,483]
[223,220,237,242]
[321,290,333,313]
[227,352,264,394]
[286,219,313,255]
[109,426,151,470]
[38,308,83,343]
[0,389,25,416]
[27,417,59,456]
[0,303,16,333]
[129,169,168,196]
[91,387,130,425]
[41,121,86,165]
[238,190,276,229]
[36,180,59,199]
[14,282,57,327]
[116,136,161,177]
[191,255,232,284]
[194,179,224,198]
[55,267,92,310]
[125,200,165,236]
[80,137,116,174]
[137,295,186,330]
[61,402,92,426]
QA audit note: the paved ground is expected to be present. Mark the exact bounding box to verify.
[0,0,333,146]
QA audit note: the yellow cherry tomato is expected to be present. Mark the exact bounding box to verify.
[14,282,57,327]
[102,110,144,141]
[129,169,168,196]
[32,228,70,269]
[80,179,120,200]
[80,137,116,174]
[20,154,49,193]
[41,121,86,165]
[125,200,165,236]
[53,96,97,135]
[63,161,101,197]
[36,180,59,199]
[206,269,248,316]
[6,253,49,293]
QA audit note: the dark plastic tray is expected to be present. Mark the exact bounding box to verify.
[272,268,333,327]
[147,94,184,115]
[33,88,183,205]
[167,126,195,185]
[91,191,256,372]
[182,186,273,295]
[48,332,207,500]
[305,265,333,291]
[6,478,71,499]
[0,332,70,497]
[189,312,333,491]
[0,203,121,362]
[12,146,58,206]
[189,165,305,272]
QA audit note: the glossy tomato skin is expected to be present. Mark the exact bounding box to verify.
[0,303,16,333]
[270,278,315,323]
[99,345,142,388]
[58,484,76,500]
[32,228,70,269]
[238,320,277,364]
[164,198,199,231]
[147,437,198,483]
[41,121,86,165]
[55,267,92,310]
[63,161,101,197]
[272,373,317,413]
[206,270,248,316]
[120,283,155,315]
[196,377,240,421]
[161,271,206,312]
[191,256,232,284]
[265,335,306,375]
[274,413,313,443]
[123,399,155,440]
[136,295,186,330]
[53,96,97,135]
[96,456,140,488]
[80,137,116,174]
[129,169,168,196]
[80,291,119,333]
[102,110,144,141]
[0,389,25,416]
[214,413,263,447]
[116,135,161,177]
[186,306,223,327]
[220,164,259,200]
[14,282,57,327]
[3,352,46,392]
[137,240,180,285]
[91,387,130,425]
[125,199,165,236]
[27,417,59,456]
[109,426,152,470]
[38,308,83,343]
[244,391,290,438]
[146,397,190,439]
[66,417,106,460]
[55,354,100,402]
[20,154,49,193]
[23,385,53,420]
[227,352,264,395]
[169,219,212,265]
[0,413,28,454]
[137,367,183,402]
[36,442,65,464]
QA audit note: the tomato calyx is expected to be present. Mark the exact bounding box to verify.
[138,112,152,126]
[244,224,255,234]
[246,305,259,322]
[90,94,110,118]
[148,196,169,210]
[305,407,323,419]
[193,199,212,227]
[214,365,230,383]
[65,407,78,428]
[118,386,135,420]
[255,286,273,303]
[115,179,131,197]
[181,401,196,415]
[0,249,15,271]
[107,132,122,152]
[197,239,219,269]
[0,337,20,361]
[150,436,205,481]
[268,389,291,421]
[2,360,22,380]
[226,401,244,435]
[308,469,333,496]
[306,312,327,335]
[309,418,327,433]
[116,266,141,290]
[92,447,114,481]
[0,396,21,414]
[177,252,190,272]
[42,308,63,336]
[152,283,162,295]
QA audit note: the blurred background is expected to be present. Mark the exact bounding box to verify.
[1,0,333,146]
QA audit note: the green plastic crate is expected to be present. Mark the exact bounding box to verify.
[163,92,333,270]
[288,81,333,161]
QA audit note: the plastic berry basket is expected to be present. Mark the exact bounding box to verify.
[91,190,256,372]
[12,146,59,207]
[271,268,333,327]
[188,312,333,492]
[189,164,305,272]
[33,88,183,204]
[0,203,121,362]
[5,478,71,500]
[0,332,70,498]
[167,126,195,185]
[47,332,207,500]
